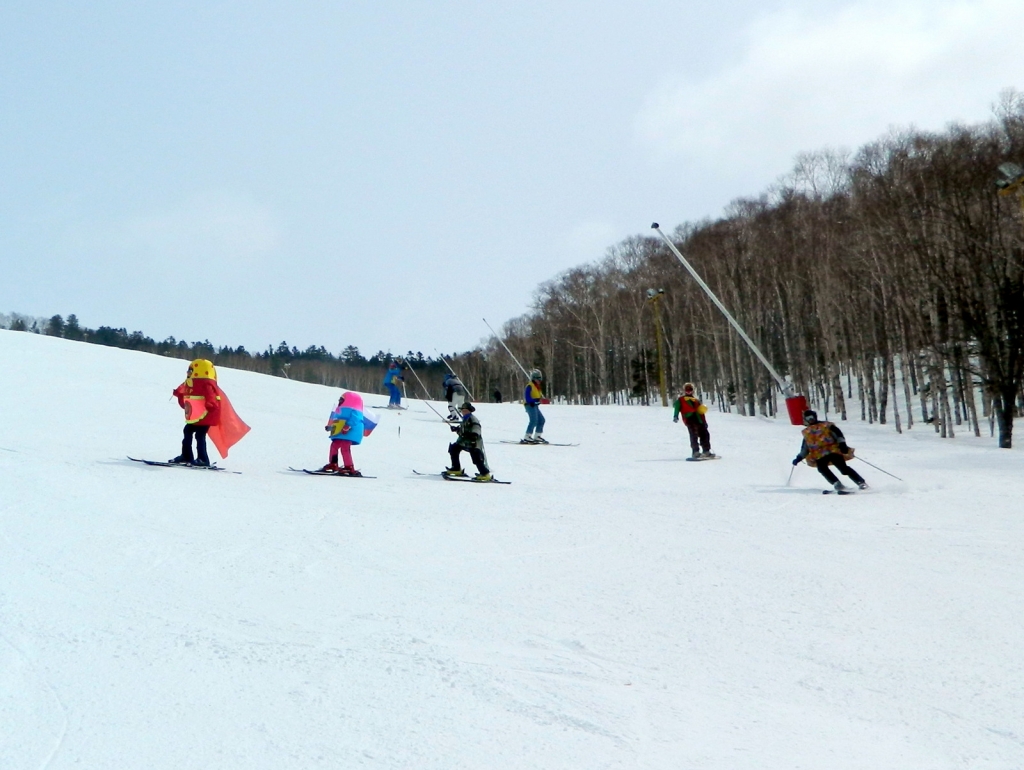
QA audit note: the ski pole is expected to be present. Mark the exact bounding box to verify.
[403,359,455,424]
[435,349,476,401]
[483,317,532,381]
[787,464,796,487]
[853,456,903,481]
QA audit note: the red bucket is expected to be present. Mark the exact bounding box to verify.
[785,394,808,426]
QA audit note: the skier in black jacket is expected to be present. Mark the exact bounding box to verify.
[446,403,491,481]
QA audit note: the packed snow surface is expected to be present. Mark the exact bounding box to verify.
[1,329,1022,769]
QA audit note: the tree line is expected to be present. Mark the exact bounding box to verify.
[1,312,465,400]
[456,93,1024,448]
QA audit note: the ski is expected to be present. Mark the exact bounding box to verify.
[823,487,871,495]
[497,438,577,444]
[128,457,240,474]
[412,470,510,484]
[374,404,408,410]
[443,473,511,485]
[287,467,375,478]
[686,455,721,462]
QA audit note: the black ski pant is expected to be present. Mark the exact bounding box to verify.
[181,424,211,464]
[449,443,489,475]
[814,453,865,485]
[685,419,711,454]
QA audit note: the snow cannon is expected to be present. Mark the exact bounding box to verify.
[785,394,809,426]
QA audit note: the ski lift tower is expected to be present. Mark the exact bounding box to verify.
[645,288,669,406]
[651,223,808,425]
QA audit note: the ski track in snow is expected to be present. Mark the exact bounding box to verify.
[1,329,1023,769]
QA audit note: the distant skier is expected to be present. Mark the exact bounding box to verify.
[322,391,375,476]
[443,372,468,420]
[522,369,547,444]
[492,388,502,403]
[170,359,249,466]
[792,409,868,493]
[446,402,491,481]
[383,360,404,408]
[673,382,714,459]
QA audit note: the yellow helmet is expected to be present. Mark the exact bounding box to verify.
[188,359,217,380]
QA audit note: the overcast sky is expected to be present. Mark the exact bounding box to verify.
[2,0,1021,356]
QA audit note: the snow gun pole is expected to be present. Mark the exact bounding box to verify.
[651,223,809,425]
[435,349,476,401]
[853,455,903,481]
[403,359,453,424]
[652,223,791,396]
[483,318,531,381]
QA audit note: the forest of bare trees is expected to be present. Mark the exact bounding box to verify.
[8,97,1024,446]
[449,94,1024,448]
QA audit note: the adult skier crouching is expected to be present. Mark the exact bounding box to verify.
[446,402,491,481]
[792,409,868,493]
[673,382,714,458]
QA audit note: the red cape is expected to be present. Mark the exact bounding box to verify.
[208,385,250,458]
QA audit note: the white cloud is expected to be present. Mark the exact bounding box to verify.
[635,0,1024,177]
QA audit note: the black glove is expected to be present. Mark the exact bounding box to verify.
[673,417,679,423]
[838,444,850,454]
[792,457,800,466]
[450,425,459,432]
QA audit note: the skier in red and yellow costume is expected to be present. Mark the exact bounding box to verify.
[170,359,249,466]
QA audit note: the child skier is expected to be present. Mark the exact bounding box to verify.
[792,409,868,493]
[382,361,404,408]
[322,391,369,476]
[443,372,468,420]
[170,359,222,466]
[522,369,547,444]
[446,402,491,481]
[673,382,714,459]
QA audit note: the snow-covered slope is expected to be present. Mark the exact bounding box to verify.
[2,329,1022,769]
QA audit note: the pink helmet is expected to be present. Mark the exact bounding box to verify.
[341,391,364,410]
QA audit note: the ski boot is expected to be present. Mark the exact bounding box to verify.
[319,462,340,473]
[691,450,701,459]
[520,435,537,444]
[856,480,868,490]
[474,472,493,482]
[444,468,467,477]
[701,451,715,458]
[532,436,549,444]
[833,481,847,493]
[168,455,188,464]
[338,466,362,477]
[190,458,211,467]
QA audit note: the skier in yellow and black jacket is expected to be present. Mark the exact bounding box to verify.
[792,409,868,493]
[673,382,714,459]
